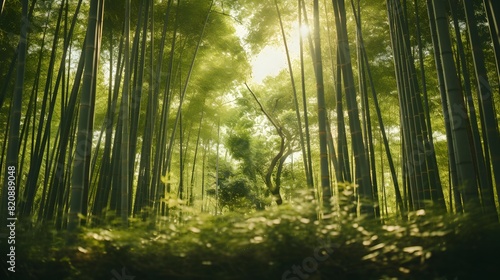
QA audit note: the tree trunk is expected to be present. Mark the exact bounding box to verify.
[299,0,315,189]
[430,0,480,212]
[313,0,332,212]
[68,0,102,231]
[244,83,285,205]
[483,0,500,83]
[119,0,131,228]
[332,0,373,216]
[463,0,500,215]
[1,0,28,223]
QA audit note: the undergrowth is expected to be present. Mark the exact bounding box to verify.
[4,199,500,279]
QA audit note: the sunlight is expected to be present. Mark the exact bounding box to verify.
[250,22,309,84]
[251,46,287,84]
[299,23,310,38]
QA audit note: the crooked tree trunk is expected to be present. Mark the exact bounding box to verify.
[245,83,285,205]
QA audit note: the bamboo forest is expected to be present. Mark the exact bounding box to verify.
[1,0,500,279]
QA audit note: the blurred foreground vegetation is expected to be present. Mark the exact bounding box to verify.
[10,196,500,280]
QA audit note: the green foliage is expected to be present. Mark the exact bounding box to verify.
[221,0,294,54]
[2,1,500,278]
[0,1,21,79]
[218,174,255,211]
[206,156,260,212]
[226,133,252,160]
[12,196,500,279]
[226,132,261,180]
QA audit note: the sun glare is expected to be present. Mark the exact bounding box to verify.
[299,24,310,38]
[250,22,310,84]
[251,47,287,84]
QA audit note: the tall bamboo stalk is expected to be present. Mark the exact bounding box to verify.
[275,0,310,189]
[120,0,131,228]
[463,0,500,212]
[332,0,373,216]
[430,0,479,212]
[68,0,102,231]
[313,0,332,212]
[0,0,28,223]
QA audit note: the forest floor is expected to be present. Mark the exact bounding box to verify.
[3,204,500,279]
